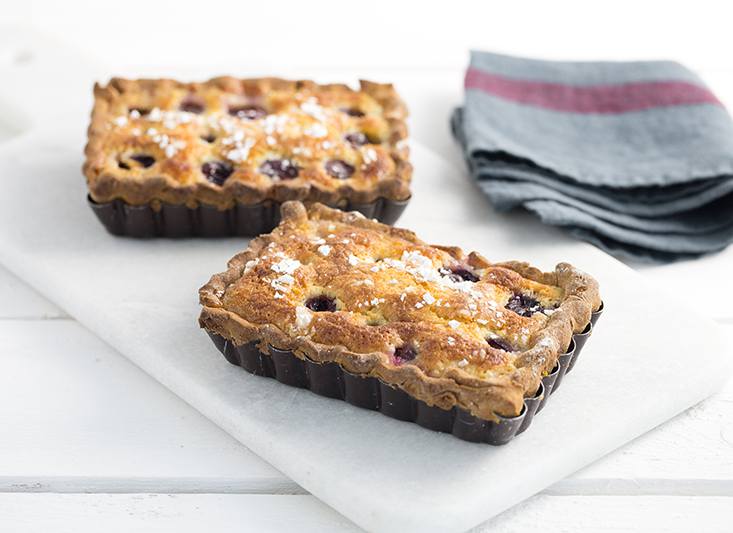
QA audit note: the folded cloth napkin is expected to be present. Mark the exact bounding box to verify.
[452,50,733,262]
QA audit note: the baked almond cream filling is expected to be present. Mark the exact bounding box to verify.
[221,209,566,380]
[85,78,411,209]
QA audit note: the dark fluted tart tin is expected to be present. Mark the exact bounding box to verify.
[88,195,409,238]
[205,303,603,445]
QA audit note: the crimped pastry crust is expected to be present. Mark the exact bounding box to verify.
[84,77,411,209]
[199,202,601,421]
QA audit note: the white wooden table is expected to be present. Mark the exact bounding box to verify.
[2,76,732,530]
[1,262,732,532]
[3,4,733,529]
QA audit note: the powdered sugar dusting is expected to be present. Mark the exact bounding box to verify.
[300,98,327,121]
[295,305,313,330]
[304,123,328,138]
[271,257,301,275]
[363,148,378,164]
[225,137,256,163]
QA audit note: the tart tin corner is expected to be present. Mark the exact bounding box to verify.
[205,302,604,445]
[88,195,410,238]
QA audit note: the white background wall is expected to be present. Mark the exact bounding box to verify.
[5,0,731,72]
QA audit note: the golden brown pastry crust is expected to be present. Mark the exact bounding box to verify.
[84,77,411,209]
[199,202,601,421]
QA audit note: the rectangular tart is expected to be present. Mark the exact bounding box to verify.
[84,77,411,236]
[199,202,602,441]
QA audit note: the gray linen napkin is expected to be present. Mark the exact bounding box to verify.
[452,51,733,262]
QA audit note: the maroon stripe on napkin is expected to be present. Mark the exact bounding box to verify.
[465,68,722,114]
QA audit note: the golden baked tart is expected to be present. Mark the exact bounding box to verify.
[199,202,603,444]
[84,77,411,237]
